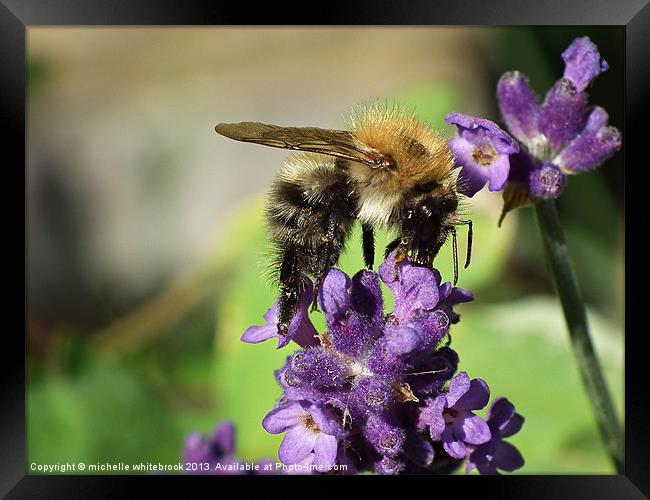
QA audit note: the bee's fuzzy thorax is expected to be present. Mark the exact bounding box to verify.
[344,102,457,228]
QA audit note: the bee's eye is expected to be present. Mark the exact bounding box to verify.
[440,197,458,212]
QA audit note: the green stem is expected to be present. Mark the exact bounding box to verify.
[534,199,623,473]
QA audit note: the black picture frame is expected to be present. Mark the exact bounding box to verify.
[6,0,649,497]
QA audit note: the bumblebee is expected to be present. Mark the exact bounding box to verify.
[215,102,472,334]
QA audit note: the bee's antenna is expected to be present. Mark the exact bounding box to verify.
[451,227,458,286]
[464,220,473,269]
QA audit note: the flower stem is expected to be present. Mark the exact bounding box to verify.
[534,199,623,474]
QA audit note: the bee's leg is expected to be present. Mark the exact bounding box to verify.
[311,210,346,312]
[384,236,401,259]
[450,226,459,286]
[460,219,473,269]
[310,275,322,313]
[277,246,304,335]
[361,224,375,270]
[393,235,414,281]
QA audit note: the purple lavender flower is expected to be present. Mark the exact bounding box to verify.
[448,36,620,218]
[262,400,345,473]
[493,36,620,211]
[466,397,525,475]
[183,422,272,475]
[417,371,491,459]
[445,112,519,197]
[244,253,523,475]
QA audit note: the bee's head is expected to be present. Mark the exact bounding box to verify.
[415,194,458,220]
[398,184,459,248]
[404,181,458,220]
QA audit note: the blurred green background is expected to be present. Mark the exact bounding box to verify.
[27,27,624,474]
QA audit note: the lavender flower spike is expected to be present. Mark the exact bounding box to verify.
[248,255,522,475]
[490,36,621,220]
[445,112,519,197]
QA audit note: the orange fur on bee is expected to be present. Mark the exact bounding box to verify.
[345,102,457,227]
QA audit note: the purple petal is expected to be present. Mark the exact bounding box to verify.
[438,281,452,301]
[496,71,541,144]
[380,253,440,322]
[562,36,608,92]
[282,453,315,475]
[459,413,492,445]
[212,422,236,455]
[442,287,475,307]
[448,137,491,197]
[378,251,400,286]
[441,426,468,459]
[386,324,422,356]
[486,397,516,431]
[493,440,525,472]
[313,433,338,469]
[446,371,470,407]
[456,378,490,411]
[487,155,511,192]
[554,106,621,172]
[445,112,519,155]
[278,425,318,464]
[280,282,319,348]
[243,283,319,349]
[539,78,587,153]
[262,401,306,434]
[500,413,525,438]
[418,396,446,440]
[241,323,278,344]
[318,268,352,322]
[392,261,440,323]
[308,404,345,439]
[328,270,383,358]
[582,105,610,131]
[409,310,450,351]
[529,162,567,199]
[350,270,383,325]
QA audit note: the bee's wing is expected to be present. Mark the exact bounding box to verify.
[215,122,386,168]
